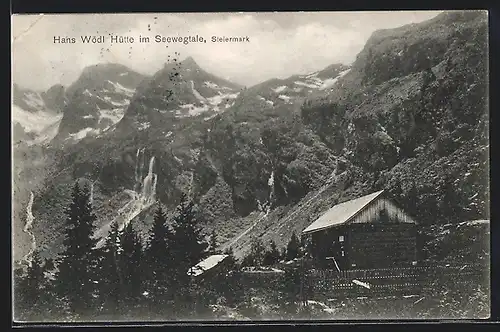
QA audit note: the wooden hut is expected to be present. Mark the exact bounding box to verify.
[301,190,417,270]
[187,254,229,280]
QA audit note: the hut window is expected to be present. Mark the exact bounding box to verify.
[379,209,388,222]
[339,235,344,242]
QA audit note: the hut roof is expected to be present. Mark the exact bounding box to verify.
[187,254,228,277]
[302,190,385,235]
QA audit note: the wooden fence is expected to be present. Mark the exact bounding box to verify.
[241,263,488,299]
[308,263,487,298]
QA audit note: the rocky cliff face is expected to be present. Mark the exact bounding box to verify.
[14,11,489,262]
[116,57,243,134]
[300,10,488,227]
[53,63,147,144]
[12,84,64,146]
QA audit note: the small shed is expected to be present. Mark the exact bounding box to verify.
[187,254,229,279]
[301,190,417,270]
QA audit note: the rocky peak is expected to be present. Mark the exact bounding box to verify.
[180,56,200,69]
[41,84,67,112]
[52,64,148,145]
[66,63,145,99]
[349,10,487,87]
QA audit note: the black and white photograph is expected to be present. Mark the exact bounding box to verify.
[11,10,490,322]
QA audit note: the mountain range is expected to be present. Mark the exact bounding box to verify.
[12,11,489,265]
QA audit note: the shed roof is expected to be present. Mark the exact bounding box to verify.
[187,254,228,277]
[302,190,384,235]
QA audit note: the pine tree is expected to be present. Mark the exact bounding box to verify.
[286,231,300,261]
[208,229,219,255]
[280,266,301,317]
[169,194,209,317]
[170,195,208,275]
[39,257,59,320]
[405,181,419,220]
[146,202,173,315]
[221,247,244,307]
[263,239,280,266]
[120,222,144,309]
[299,234,308,257]
[15,251,45,321]
[441,175,463,223]
[96,222,124,317]
[54,181,99,319]
[223,247,239,271]
[242,237,266,267]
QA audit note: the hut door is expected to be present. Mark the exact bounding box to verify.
[335,234,348,270]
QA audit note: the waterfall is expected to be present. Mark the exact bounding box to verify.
[134,148,141,185]
[141,156,157,204]
[265,171,275,215]
[95,151,158,247]
[22,191,37,267]
[187,172,194,198]
[268,171,275,187]
[223,170,275,251]
[134,148,146,193]
[152,173,158,202]
[139,148,146,179]
[89,182,94,205]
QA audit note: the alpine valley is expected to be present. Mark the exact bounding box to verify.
[12,10,489,274]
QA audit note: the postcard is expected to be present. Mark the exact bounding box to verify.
[11,10,490,322]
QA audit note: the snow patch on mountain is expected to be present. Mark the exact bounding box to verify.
[99,108,126,124]
[12,104,63,134]
[190,80,207,102]
[273,85,287,93]
[23,92,45,111]
[318,68,351,90]
[68,127,97,141]
[294,81,319,89]
[32,118,62,145]
[206,92,239,107]
[173,82,240,118]
[107,80,135,97]
[278,95,292,103]
[178,104,210,117]
[203,81,234,91]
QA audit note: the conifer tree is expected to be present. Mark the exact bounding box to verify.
[120,222,144,308]
[286,231,300,261]
[280,266,301,317]
[170,194,208,276]
[405,181,419,219]
[169,194,209,316]
[146,202,173,314]
[15,251,45,320]
[242,237,266,267]
[208,229,219,255]
[221,247,244,307]
[263,239,280,266]
[223,247,239,271]
[441,175,463,222]
[96,222,124,317]
[54,181,99,319]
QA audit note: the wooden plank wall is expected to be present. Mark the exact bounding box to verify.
[348,223,417,268]
[350,198,416,225]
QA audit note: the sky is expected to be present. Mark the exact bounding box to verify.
[12,11,442,91]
